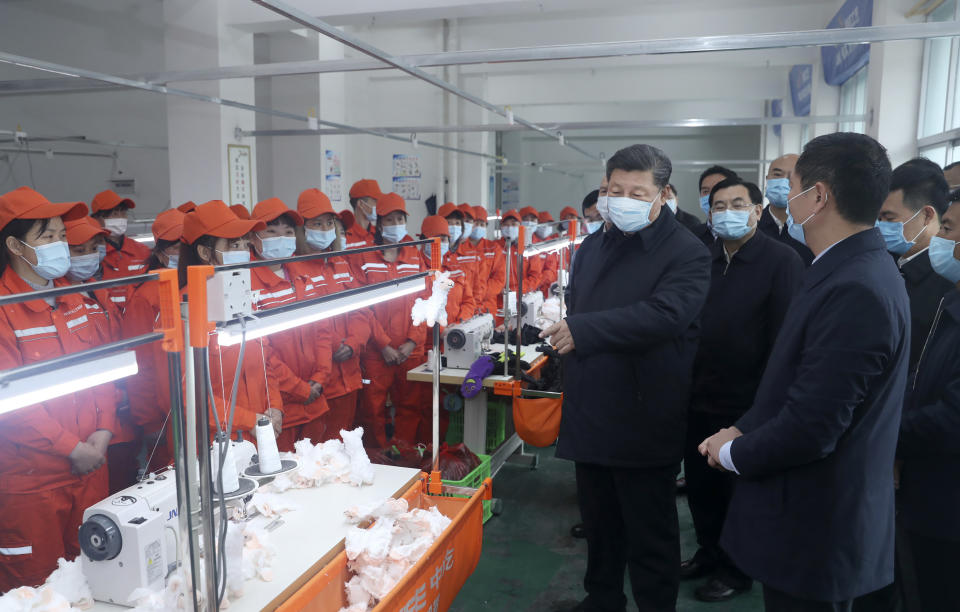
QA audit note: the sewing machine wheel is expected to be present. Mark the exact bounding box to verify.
[79,514,122,561]
[446,329,467,350]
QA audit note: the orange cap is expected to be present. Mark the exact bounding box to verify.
[338,209,355,230]
[297,188,335,220]
[437,202,460,218]
[472,206,488,222]
[182,200,266,245]
[349,179,383,200]
[65,216,109,246]
[252,197,303,226]
[560,206,579,219]
[457,203,475,220]
[91,189,135,213]
[152,209,186,242]
[229,204,251,220]
[376,192,407,217]
[519,206,539,220]
[501,209,521,223]
[539,211,555,223]
[0,186,87,232]
[177,201,197,213]
[421,215,450,238]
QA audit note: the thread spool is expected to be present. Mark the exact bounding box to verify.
[211,433,240,494]
[255,416,282,474]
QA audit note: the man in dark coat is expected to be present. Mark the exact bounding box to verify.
[759,153,815,265]
[700,133,910,612]
[542,144,711,612]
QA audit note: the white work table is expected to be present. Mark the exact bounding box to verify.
[90,464,421,612]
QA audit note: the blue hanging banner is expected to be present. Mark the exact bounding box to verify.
[789,64,813,117]
[821,0,872,86]
[771,99,783,138]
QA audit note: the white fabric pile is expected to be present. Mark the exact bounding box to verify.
[0,558,91,611]
[269,428,374,490]
[338,499,451,612]
[536,295,565,329]
[411,271,455,328]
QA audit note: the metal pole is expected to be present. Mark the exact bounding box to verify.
[432,323,440,473]
[180,303,203,610]
[514,238,524,379]
[502,240,512,377]
[193,345,218,611]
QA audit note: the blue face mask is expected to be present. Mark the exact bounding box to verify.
[699,194,711,216]
[448,224,463,243]
[596,195,609,222]
[20,240,71,280]
[711,209,754,240]
[502,225,519,241]
[258,235,296,260]
[381,224,406,244]
[424,241,450,260]
[66,252,101,282]
[929,236,960,284]
[96,243,107,262]
[876,209,924,256]
[786,186,819,246]
[463,222,474,237]
[218,249,251,265]
[305,228,336,251]
[607,193,660,233]
[585,220,603,234]
[166,254,179,269]
[665,199,678,214]
[765,178,791,209]
[471,226,486,241]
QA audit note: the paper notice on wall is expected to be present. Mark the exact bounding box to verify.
[324,149,341,177]
[392,154,421,178]
[392,176,421,201]
[502,176,519,208]
[325,175,343,202]
[227,144,252,208]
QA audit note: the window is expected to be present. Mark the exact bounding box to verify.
[917,0,959,144]
[839,67,868,133]
[919,145,948,167]
[800,124,810,149]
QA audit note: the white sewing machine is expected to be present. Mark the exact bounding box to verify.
[512,291,543,330]
[443,313,495,368]
[79,468,179,606]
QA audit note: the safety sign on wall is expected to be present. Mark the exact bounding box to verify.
[227,144,252,208]
[393,153,421,201]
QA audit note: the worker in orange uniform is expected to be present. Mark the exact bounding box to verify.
[419,215,470,325]
[495,209,542,324]
[64,216,140,493]
[356,192,427,448]
[470,205,505,316]
[519,206,546,293]
[454,203,482,310]
[90,190,151,312]
[536,210,561,298]
[178,201,284,441]
[341,179,382,284]
[249,197,333,451]
[122,208,185,474]
[0,187,116,591]
[297,188,372,437]
[436,202,477,316]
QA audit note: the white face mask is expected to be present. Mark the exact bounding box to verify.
[96,244,107,261]
[463,222,474,237]
[665,199,678,214]
[606,192,661,233]
[448,224,463,243]
[20,240,71,280]
[217,249,251,265]
[535,224,554,239]
[596,195,609,222]
[305,227,336,251]
[381,224,406,244]
[471,226,486,240]
[502,225,520,241]
[103,218,128,238]
[66,252,101,282]
[258,235,297,260]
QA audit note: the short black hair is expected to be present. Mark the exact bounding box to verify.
[709,177,763,207]
[0,217,51,274]
[699,166,739,190]
[266,213,299,229]
[944,161,960,173]
[889,158,950,217]
[950,188,960,203]
[582,190,599,214]
[605,144,672,188]
[91,202,131,219]
[794,132,892,226]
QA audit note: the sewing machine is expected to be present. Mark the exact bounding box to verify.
[443,313,495,368]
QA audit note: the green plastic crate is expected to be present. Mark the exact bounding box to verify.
[446,409,464,444]
[445,400,509,453]
[441,453,492,523]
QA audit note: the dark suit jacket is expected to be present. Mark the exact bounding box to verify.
[898,288,960,542]
[720,228,910,602]
[758,206,814,266]
[900,250,954,371]
[559,208,711,467]
[676,208,715,246]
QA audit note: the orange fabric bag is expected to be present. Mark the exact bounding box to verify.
[513,396,562,447]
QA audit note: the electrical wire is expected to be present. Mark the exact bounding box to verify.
[0,145,22,187]
[23,139,36,189]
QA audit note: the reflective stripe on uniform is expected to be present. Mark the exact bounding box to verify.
[13,325,56,338]
[396,264,420,271]
[110,297,126,303]
[361,263,388,271]
[0,546,32,556]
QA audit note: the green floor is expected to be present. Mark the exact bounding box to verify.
[449,446,763,612]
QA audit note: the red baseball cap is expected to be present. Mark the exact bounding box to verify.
[177,201,197,213]
[420,215,450,238]
[539,211,555,223]
[376,192,407,217]
[472,206,489,222]
[65,216,109,246]
[349,179,383,200]
[252,197,303,226]
[457,203,475,220]
[91,189,135,213]
[519,206,539,220]
[560,206,579,219]
[338,209,356,230]
[229,205,251,220]
[297,188,335,220]
[152,209,186,242]
[182,200,266,245]
[0,186,87,232]
[501,209,521,223]
[437,202,460,218]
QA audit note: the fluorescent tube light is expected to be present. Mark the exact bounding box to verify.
[217,276,426,347]
[0,350,139,415]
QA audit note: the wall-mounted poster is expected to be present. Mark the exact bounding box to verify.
[502,176,519,208]
[392,176,421,201]
[325,176,343,202]
[324,149,341,178]
[227,144,252,208]
[392,154,421,178]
